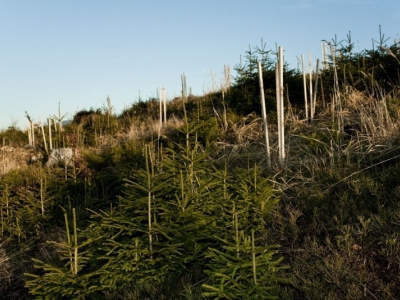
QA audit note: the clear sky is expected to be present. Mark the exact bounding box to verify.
[0,0,398,130]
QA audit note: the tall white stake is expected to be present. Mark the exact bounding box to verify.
[302,54,308,121]
[224,65,231,91]
[159,87,163,130]
[31,121,35,146]
[40,120,48,154]
[53,118,57,133]
[257,61,271,168]
[162,88,167,124]
[27,125,32,146]
[313,59,320,117]
[309,52,314,120]
[58,102,63,132]
[321,42,328,69]
[48,118,53,150]
[181,73,187,99]
[278,46,285,166]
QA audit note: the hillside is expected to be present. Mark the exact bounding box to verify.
[1,37,400,299]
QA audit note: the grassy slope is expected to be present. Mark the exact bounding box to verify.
[1,41,400,299]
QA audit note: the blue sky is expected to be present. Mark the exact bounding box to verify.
[0,0,398,129]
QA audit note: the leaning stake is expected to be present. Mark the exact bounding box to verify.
[312,59,320,117]
[257,61,271,168]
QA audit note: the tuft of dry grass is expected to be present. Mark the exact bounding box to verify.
[122,115,185,141]
[228,113,265,146]
[212,113,280,168]
[339,88,398,141]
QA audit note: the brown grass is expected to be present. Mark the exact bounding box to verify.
[121,115,185,141]
[0,146,41,177]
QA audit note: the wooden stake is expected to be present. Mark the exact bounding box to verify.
[162,88,167,124]
[27,125,32,146]
[276,63,281,162]
[181,73,187,100]
[40,121,48,154]
[309,52,314,120]
[278,47,285,166]
[159,87,163,131]
[313,59,320,117]
[258,61,271,168]
[29,121,35,147]
[53,117,57,133]
[302,55,308,121]
[48,118,53,150]
[224,65,231,91]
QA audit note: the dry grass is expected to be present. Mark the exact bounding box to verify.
[228,113,266,146]
[265,87,400,299]
[269,87,400,198]
[122,115,184,141]
[0,146,41,177]
[342,88,398,141]
[2,88,398,182]
[212,113,280,168]
[293,88,398,153]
